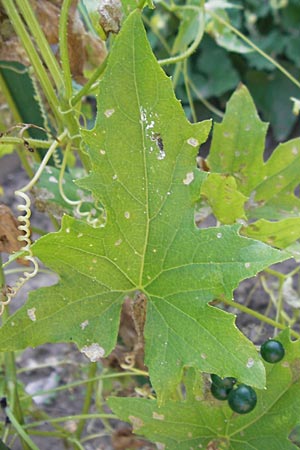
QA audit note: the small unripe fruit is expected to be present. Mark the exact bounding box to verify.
[228,384,257,414]
[260,339,285,364]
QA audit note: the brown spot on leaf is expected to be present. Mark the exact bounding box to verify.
[111,425,152,450]
[128,415,144,431]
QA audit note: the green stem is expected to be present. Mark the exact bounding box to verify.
[75,363,97,439]
[71,58,108,107]
[158,6,205,66]
[20,370,148,400]
[19,130,67,193]
[172,62,183,89]
[81,432,110,443]
[3,0,61,123]
[209,10,300,90]
[275,281,284,332]
[183,59,197,122]
[59,0,73,100]
[137,0,147,9]
[221,298,300,339]
[263,267,286,281]
[57,0,83,144]
[24,414,117,429]
[0,257,30,450]
[14,0,63,90]
[0,136,53,148]
[260,276,288,336]
[189,78,224,118]
[5,408,39,450]
[68,438,85,450]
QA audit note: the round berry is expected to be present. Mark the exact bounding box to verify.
[211,383,230,400]
[210,374,237,400]
[260,339,285,364]
[228,384,257,414]
[211,374,237,388]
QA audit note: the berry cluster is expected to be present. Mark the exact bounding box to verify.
[210,339,285,414]
[210,374,257,414]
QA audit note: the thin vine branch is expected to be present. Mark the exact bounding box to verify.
[222,298,300,340]
[209,10,300,90]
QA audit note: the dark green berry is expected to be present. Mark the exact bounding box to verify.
[211,383,230,400]
[260,339,285,364]
[210,374,237,400]
[228,384,257,414]
[211,374,237,388]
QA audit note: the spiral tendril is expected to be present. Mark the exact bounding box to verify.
[0,192,38,316]
[1,130,68,315]
[52,147,62,169]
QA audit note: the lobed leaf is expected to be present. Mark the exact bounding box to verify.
[0,11,287,401]
[204,84,300,250]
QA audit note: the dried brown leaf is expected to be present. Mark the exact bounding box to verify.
[0,204,29,265]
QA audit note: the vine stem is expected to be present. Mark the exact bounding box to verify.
[71,58,108,107]
[137,0,147,8]
[19,130,67,193]
[183,59,197,123]
[221,298,300,339]
[2,0,61,122]
[5,407,39,450]
[188,78,224,118]
[0,136,53,149]
[20,369,149,400]
[24,414,117,429]
[14,0,63,90]
[59,0,73,100]
[0,256,31,450]
[209,10,300,90]
[75,363,98,439]
[158,6,205,66]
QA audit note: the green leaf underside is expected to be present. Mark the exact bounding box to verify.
[109,331,300,450]
[0,12,287,400]
[206,84,300,248]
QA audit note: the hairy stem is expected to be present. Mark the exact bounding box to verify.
[3,0,61,122]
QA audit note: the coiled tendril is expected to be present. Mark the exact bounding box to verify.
[1,130,67,315]
[1,191,39,315]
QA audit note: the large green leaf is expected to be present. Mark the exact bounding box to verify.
[204,84,300,251]
[0,11,286,401]
[109,330,300,450]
